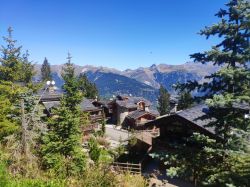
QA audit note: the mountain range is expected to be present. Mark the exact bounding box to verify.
[34,62,218,103]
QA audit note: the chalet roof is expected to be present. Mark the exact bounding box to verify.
[42,99,101,113]
[93,100,112,107]
[40,93,62,102]
[176,104,216,134]
[116,100,137,109]
[127,110,147,119]
[116,96,151,109]
[42,101,60,111]
[149,109,160,116]
[80,99,101,112]
[37,88,63,102]
[143,102,250,139]
[127,109,159,120]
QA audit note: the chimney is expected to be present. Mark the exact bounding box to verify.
[48,85,55,94]
[174,103,178,113]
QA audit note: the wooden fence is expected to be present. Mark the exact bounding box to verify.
[112,162,141,174]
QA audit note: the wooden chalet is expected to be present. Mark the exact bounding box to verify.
[80,99,104,124]
[110,95,159,127]
[92,100,113,119]
[39,87,104,135]
[124,109,159,129]
[135,103,250,151]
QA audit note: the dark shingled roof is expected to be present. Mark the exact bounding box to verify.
[42,101,60,111]
[127,109,159,120]
[176,104,216,134]
[116,96,151,109]
[144,103,250,138]
[42,99,102,113]
[80,99,101,112]
[127,110,147,119]
[149,109,160,116]
[41,94,62,102]
[37,87,63,102]
[116,100,137,109]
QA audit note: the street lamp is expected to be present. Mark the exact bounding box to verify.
[244,113,249,119]
[46,80,56,93]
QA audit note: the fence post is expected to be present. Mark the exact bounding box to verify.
[140,163,142,174]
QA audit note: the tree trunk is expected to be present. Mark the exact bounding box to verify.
[21,99,28,157]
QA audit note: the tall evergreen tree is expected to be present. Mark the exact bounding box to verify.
[0,27,35,84]
[0,27,22,82]
[21,50,35,84]
[157,85,170,115]
[41,53,86,177]
[78,73,99,99]
[157,0,250,186]
[41,57,51,81]
[0,28,35,141]
[180,0,250,143]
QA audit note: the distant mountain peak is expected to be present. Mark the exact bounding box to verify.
[34,62,218,104]
[150,64,157,68]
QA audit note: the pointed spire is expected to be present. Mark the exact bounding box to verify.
[7,27,13,38]
[66,52,72,64]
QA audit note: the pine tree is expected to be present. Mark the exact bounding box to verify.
[0,28,35,141]
[78,73,99,99]
[158,1,250,186]
[0,27,22,82]
[41,57,51,81]
[41,53,86,177]
[186,0,250,144]
[21,50,35,84]
[177,90,193,110]
[157,85,170,115]
[0,27,35,84]
[62,54,83,111]
[88,137,101,163]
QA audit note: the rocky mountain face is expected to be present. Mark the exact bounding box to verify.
[34,62,218,102]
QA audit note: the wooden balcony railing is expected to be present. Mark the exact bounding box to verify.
[89,114,103,122]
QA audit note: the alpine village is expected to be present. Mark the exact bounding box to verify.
[0,0,249,187]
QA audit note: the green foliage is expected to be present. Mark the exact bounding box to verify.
[0,27,34,84]
[41,57,51,81]
[177,90,194,110]
[20,50,35,84]
[0,81,30,141]
[0,95,19,140]
[80,166,117,187]
[164,1,250,186]
[157,85,170,115]
[0,27,22,82]
[78,73,99,99]
[151,133,250,187]
[0,150,65,187]
[62,53,83,112]
[88,137,101,163]
[0,27,146,186]
[41,54,86,177]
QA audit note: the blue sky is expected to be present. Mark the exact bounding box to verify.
[0,0,227,70]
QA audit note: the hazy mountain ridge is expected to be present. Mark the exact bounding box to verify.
[34,62,218,102]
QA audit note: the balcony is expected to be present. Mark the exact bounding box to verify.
[89,114,103,122]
